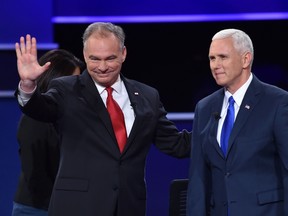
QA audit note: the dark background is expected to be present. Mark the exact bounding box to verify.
[54,21,288,112]
[2,21,288,112]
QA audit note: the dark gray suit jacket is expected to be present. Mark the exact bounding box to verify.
[17,70,191,216]
[187,75,288,216]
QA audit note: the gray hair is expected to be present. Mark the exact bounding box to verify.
[82,22,125,49]
[212,29,254,63]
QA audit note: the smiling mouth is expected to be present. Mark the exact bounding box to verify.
[215,71,225,76]
[94,71,110,75]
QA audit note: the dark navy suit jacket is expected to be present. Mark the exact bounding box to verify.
[187,75,288,216]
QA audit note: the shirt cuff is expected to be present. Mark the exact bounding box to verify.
[17,81,37,106]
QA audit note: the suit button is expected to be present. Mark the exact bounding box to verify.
[225,172,231,177]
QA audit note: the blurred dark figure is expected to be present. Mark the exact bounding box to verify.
[12,49,85,216]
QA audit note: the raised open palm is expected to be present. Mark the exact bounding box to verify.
[15,34,51,90]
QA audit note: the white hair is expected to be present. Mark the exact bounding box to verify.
[212,29,254,59]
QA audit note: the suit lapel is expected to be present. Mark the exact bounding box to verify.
[121,77,144,152]
[227,76,262,156]
[208,90,226,158]
[78,71,118,148]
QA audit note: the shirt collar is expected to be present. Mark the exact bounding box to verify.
[224,73,253,107]
[95,75,122,95]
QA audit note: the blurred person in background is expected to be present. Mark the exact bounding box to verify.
[12,49,85,216]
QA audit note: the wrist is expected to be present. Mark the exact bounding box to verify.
[20,80,36,93]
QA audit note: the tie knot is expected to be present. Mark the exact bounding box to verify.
[106,86,113,95]
[229,96,235,105]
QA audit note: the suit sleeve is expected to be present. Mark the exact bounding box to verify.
[273,94,288,214]
[152,91,192,158]
[186,103,210,216]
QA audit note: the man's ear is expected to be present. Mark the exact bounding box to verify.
[122,46,127,62]
[242,51,252,69]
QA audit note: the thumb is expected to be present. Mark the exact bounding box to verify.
[42,61,51,71]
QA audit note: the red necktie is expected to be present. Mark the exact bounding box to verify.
[106,87,127,153]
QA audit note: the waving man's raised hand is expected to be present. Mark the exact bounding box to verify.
[15,34,51,92]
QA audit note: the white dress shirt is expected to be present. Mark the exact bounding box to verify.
[96,76,135,136]
[216,73,253,146]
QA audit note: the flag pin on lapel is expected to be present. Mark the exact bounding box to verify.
[245,104,250,109]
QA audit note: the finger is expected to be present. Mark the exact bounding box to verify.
[31,36,37,58]
[42,61,51,71]
[19,36,26,54]
[26,34,31,53]
[15,40,21,58]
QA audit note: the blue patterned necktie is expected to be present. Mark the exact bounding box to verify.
[220,96,235,156]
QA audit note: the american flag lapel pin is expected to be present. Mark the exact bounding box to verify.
[245,104,250,109]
